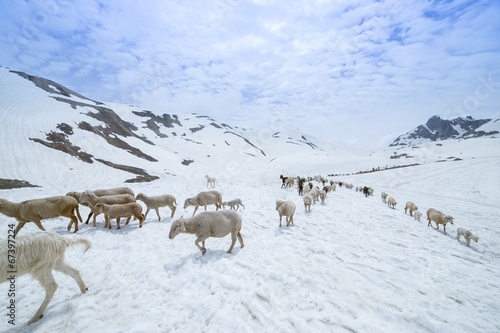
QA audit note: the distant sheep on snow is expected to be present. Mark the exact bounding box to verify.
[456,227,479,247]
[205,175,216,188]
[135,193,177,220]
[184,190,223,216]
[387,197,397,209]
[222,199,245,211]
[276,200,296,227]
[426,208,454,235]
[404,201,418,216]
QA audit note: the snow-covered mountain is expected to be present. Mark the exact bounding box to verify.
[390,115,500,146]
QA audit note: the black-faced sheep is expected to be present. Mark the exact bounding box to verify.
[404,201,418,216]
[168,210,244,255]
[427,208,454,235]
[0,232,90,324]
[455,227,479,247]
[222,199,245,211]
[276,200,296,227]
[94,202,145,229]
[183,190,223,216]
[135,193,177,220]
[0,196,82,235]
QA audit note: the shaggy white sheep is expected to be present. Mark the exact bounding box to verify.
[78,191,136,227]
[276,200,296,227]
[205,175,216,188]
[381,192,388,203]
[427,208,454,235]
[387,197,397,209]
[0,232,90,324]
[222,198,245,211]
[455,227,479,247]
[135,193,177,220]
[0,196,82,235]
[319,189,327,205]
[404,201,419,216]
[94,202,145,229]
[303,194,312,213]
[169,210,244,255]
[183,190,223,216]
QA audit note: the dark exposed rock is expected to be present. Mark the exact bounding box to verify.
[0,178,40,190]
[133,111,181,138]
[224,131,266,156]
[182,159,194,166]
[190,125,205,133]
[30,130,94,163]
[95,159,159,183]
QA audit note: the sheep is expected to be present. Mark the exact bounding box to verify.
[0,196,82,236]
[0,232,90,325]
[387,197,397,209]
[78,191,136,227]
[319,190,327,204]
[168,210,244,255]
[427,208,454,235]
[455,227,479,247]
[222,199,245,211]
[205,175,216,188]
[93,202,145,229]
[183,190,223,216]
[276,200,296,227]
[381,192,388,203]
[414,210,423,222]
[303,194,312,212]
[135,193,177,220]
[404,201,419,216]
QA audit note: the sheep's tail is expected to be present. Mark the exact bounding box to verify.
[64,237,92,254]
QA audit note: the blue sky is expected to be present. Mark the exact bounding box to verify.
[1,0,499,148]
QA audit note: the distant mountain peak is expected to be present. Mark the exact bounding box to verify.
[390,115,499,146]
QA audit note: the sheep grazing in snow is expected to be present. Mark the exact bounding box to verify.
[387,197,397,209]
[205,175,216,188]
[0,196,82,235]
[426,208,454,235]
[222,199,245,211]
[94,202,145,229]
[78,191,136,227]
[381,192,388,203]
[404,201,418,216]
[169,210,244,255]
[414,210,423,222]
[303,194,312,213]
[276,200,296,227]
[184,190,223,216]
[135,193,177,220]
[0,232,91,325]
[455,227,479,247]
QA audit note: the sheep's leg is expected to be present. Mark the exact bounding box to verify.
[93,212,101,228]
[237,231,245,249]
[85,212,93,224]
[116,217,122,229]
[195,236,209,255]
[125,216,132,225]
[67,216,78,233]
[14,221,27,236]
[28,269,58,325]
[227,231,238,254]
[443,224,446,235]
[192,206,199,217]
[144,208,151,219]
[33,219,46,232]
[155,208,161,221]
[75,206,83,223]
[279,215,283,227]
[55,258,88,294]
[170,206,176,218]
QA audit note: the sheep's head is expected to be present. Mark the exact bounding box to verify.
[275,200,283,211]
[169,217,186,239]
[135,193,144,201]
[94,203,104,214]
[446,215,454,224]
[184,198,195,209]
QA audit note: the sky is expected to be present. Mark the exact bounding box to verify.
[0,0,499,148]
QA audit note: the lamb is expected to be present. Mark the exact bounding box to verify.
[404,201,419,216]
[427,208,454,235]
[414,210,423,222]
[455,227,479,247]
[222,199,245,211]
[0,232,91,324]
[78,191,136,227]
[381,192,388,203]
[169,210,244,255]
[276,200,296,227]
[183,190,223,216]
[0,196,82,235]
[387,197,397,209]
[135,193,177,220]
[303,194,312,212]
[93,202,145,229]
[205,175,216,188]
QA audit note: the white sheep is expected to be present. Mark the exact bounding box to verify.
[387,197,397,209]
[168,210,244,255]
[427,208,454,235]
[381,192,388,203]
[455,227,479,247]
[205,175,216,188]
[94,202,145,229]
[78,191,136,227]
[222,199,245,211]
[0,232,90,325]
[303,194,312,213]
[414,210,423,222]
[276,200,296,227]
[135,193,177,220]
[404,201,419,216]
[184,190,223,216]
[319,189,327,204]
[0,196,82,235]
